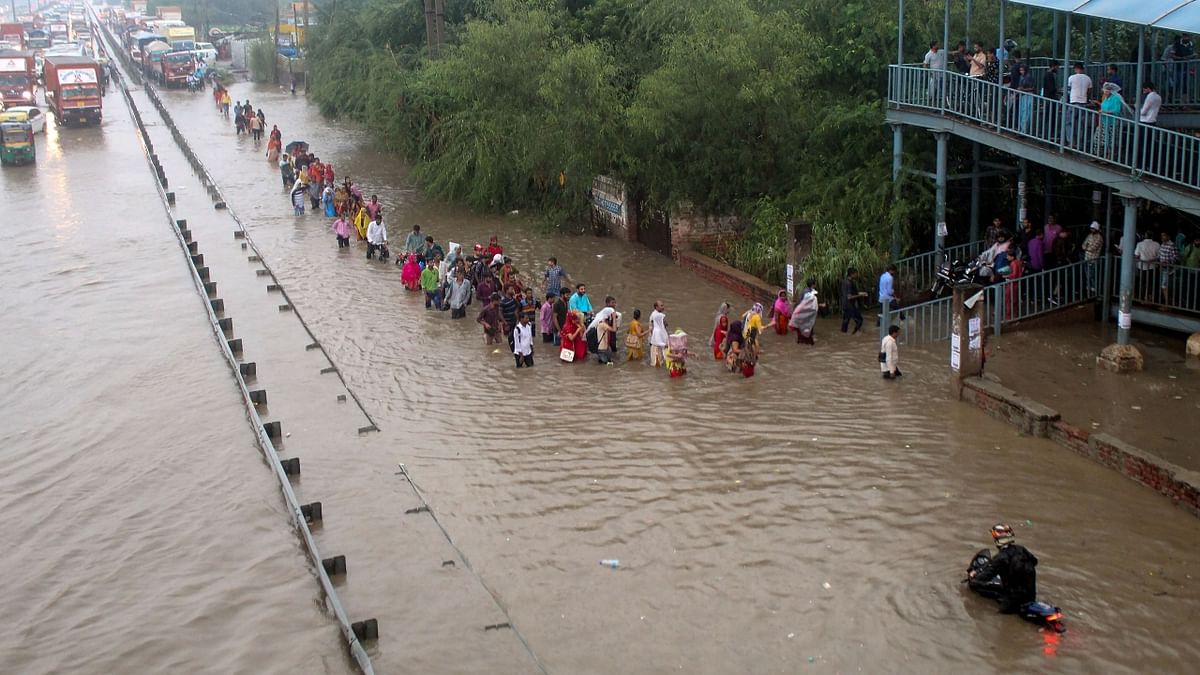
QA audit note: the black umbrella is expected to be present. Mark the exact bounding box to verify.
[285,140,308,155]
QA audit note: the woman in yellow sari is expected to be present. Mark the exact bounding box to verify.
[625,309,647,361]
[741,302,765,337]
[353,204,371,241]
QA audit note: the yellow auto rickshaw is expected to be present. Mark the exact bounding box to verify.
[0,121,35,166]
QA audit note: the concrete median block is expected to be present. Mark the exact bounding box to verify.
[278,304,292,312]
[249,389,268,405]
[203,282,217,296]
[240,243,247,250]
[351,619,378,642]
[234,230,246,239]
[256,269,270,277]
[179,228,191,242]
[248,255,260,262]
[263,421,282,439]
[218,317,232,332]
[166,191,175,205]
[227,338,242,355]
[321,555,347,576]
[210,298,224,313]
[300,502,323,523]
[357,425,378,434]
[267,284,281,292]
[238,362,257,377]
[320,366,338,375]
[190,254,203,267]
[280,457,300,476]
[197,266,209,281]
[187,241,198,254]
[214,202,226,210]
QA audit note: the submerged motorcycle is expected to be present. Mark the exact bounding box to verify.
[964,548,1066,633]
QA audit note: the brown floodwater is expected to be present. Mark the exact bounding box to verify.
[0,86,351,673]
[5,44,1199,672]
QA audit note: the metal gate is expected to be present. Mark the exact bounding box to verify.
[637,201,672,257]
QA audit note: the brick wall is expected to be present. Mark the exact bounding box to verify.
[960,377,1200,518]
[669,205,743,260]
[678,251,777,306]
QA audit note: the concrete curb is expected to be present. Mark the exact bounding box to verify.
[961,376,1200,517]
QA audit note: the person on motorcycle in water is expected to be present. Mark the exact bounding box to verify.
[969,524,1038,613]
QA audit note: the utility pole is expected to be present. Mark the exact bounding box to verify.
[434,0,444,51]
[423,0,435,55]
[273,1,280,85]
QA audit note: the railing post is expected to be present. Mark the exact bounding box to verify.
[934,131,949,266]
[1132,27,1145,174]
[993,284,1004,336]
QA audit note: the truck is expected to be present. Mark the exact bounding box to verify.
[0,51,37,107]
[49,22,68,45]
[159,50,195,88]
[0,23,24,50]
[165,25,195,52]
[155,6,183,22]
[43,55,102,126]
[25,28,49,50]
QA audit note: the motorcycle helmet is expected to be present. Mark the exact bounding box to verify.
[991,523,1015,546]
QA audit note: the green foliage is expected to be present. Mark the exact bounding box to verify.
[247,36,275,82]
[307,0,958,276]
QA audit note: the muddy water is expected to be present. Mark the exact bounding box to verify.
[7,67,1195,672]
[0,90,351,672]
[149,82,1200,673]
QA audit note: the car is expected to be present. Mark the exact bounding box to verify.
[193,41,217,63]
[0,106,47,134]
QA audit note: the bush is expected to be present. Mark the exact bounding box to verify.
[247,37,274,83]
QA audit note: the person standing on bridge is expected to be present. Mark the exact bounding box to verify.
[1082,222,1104,293]
[922,40,945,105]
[1066,63,1093,150]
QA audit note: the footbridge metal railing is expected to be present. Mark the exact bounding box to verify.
[893,239,986,297]
[883,258,1105,346]
[888,64,1200,194]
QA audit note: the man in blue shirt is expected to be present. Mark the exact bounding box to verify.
[878,264,897,308]
[568,283,593,315]
[544,257,570,297]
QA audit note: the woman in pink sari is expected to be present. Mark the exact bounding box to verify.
[400,254,421,291]
[769,289,790,335]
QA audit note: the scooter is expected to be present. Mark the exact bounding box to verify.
[931,258,988,297]
[964,548,1066,633]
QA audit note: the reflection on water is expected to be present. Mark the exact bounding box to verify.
[0,84,350,674]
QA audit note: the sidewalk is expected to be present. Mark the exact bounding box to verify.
[983,306,1200,473]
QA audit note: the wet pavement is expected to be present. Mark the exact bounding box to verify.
[986,306,1200,472]
[133,78,1200,673]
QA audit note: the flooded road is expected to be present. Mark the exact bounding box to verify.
[0,90,352,671]
[138,81,1200,673]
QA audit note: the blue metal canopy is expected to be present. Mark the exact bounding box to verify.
[1010,0,1200,32]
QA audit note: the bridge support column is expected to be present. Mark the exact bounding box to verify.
[1098,195,1144,373]
[891,123,904,260]
[934,131,948,265]
[969,142,981,243]
[1016,158,1027,227]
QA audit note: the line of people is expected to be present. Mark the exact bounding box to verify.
[243,123,902,380]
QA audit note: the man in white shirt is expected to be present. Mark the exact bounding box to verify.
[1138,82,1163,168]
[1065,62,1092,149]
[923,40,946,104]
[512,314,534,368]
[880,324,902,379]
[1140,82,1162,124]
[648,301,668,368]
[1134,232,1161,300]
[366,214,388,260]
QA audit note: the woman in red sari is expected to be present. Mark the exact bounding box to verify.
[712,314,729,359]
[1004,247,1024,321]
[561,310,587,362]
[400,254,421,291]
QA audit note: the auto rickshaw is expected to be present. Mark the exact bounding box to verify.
[0,121,36,166]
